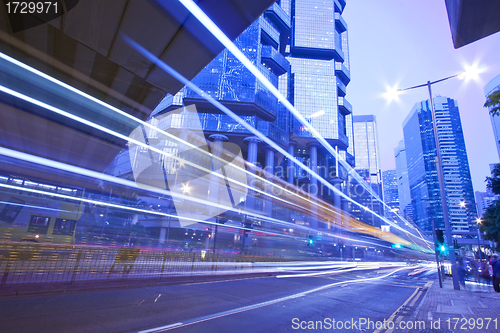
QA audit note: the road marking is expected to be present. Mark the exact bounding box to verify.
[372,287,421,333]
[361,280,425,289]
[374,280,434,333]
[385,315,403,333]
[409,290,422,307]
[137,267,412,332]
[139,323,183,333]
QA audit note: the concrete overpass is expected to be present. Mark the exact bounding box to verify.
[0,0,275,188]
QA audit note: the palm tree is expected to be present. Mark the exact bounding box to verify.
[485,90,500,116]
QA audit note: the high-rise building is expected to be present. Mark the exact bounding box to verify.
[394,140,413,222]
[476,163,500,217]
[284,0,354,198]
[475,191,497,218]
[382,169,399,219]
[484,74,500,160]
[112,3,292,180]
[402,96,476,232]
[111,0,353,232]
[351,115,383,226]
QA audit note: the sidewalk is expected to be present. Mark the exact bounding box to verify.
[400,277,500,333]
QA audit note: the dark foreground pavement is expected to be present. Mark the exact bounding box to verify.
[0,266,436,333]
[387,277,500,333]
[7,266,498,333]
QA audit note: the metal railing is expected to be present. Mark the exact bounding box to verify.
[0,242,330,285]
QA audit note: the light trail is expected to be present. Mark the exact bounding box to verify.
[0,51,345,227]
[0,148,411,251]
[0,49,430,250]
[136,266,413,332]
[0,182,286,238]
[122,36,429,250]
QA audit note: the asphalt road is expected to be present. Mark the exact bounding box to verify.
[0,265,436,332]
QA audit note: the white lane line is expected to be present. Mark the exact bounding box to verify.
[138,323,183,333]
[137,267,413,332]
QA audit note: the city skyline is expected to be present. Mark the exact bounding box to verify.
[402,96,476,232]
[344,0,500,193]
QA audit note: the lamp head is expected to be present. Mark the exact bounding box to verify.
[383,85,401,102]
[458,63,485,82]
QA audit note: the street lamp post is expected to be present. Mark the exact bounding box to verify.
[460,201,482,260]
[395,73,466,290]
[476,218,483,260]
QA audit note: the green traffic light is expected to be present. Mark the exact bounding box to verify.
[440,245,446,252]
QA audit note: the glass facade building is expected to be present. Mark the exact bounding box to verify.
[285,0,353,191]
[382,169,399,219]
[394,140,413,222]
[351,115,383,226]
[403,97,476,232]
[146,0,353,200]
[108,0,355,235]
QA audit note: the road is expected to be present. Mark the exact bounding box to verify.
[0,265,436,332]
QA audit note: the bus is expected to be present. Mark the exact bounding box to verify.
[0,189,83,244]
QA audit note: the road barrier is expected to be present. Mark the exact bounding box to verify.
[0,242,330,285]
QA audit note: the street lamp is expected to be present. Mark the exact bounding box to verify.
[385,68,481,290]
[475,218,483,260]
[460,201,482,260]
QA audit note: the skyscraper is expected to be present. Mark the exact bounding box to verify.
[402,96,476,232]
[111,0,354,234]
[113,3,292,180]
[475,190,496,218]
[351,115,383,226]
[394,140,413,222]
[382,169,399,219]
[146,0,353,201]
[484,74,500,160]
[284,0,354,200]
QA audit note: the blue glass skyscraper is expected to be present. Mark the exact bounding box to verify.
[351,115,383,226]
[112,0,353,234]
[284,0,353,202]
[394,140,413,223]
[403,96,476,232]
[382,169,399,219]
[118,2,293,182]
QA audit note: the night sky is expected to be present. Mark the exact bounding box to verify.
[343,0,500,193]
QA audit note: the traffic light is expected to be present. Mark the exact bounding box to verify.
[435,229,446,253]
[308,235,314,247]
[392,243,402,249]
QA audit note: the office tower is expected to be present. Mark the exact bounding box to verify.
[112,0,353,234]
[112,3,292,179]
[484,74,500,160]
[476,163,500,217]
[285,0,354,200]
[394,140,413,222]
[382,169,399,219]
[402,96,476,232]
[351,115,383,226]
[475,191,496,218]
[150,0,352,195]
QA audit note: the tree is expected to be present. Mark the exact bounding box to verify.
[485,90,500,116]
[481,163,500,250]
[481,201,500,251]
[486,163,500,194]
